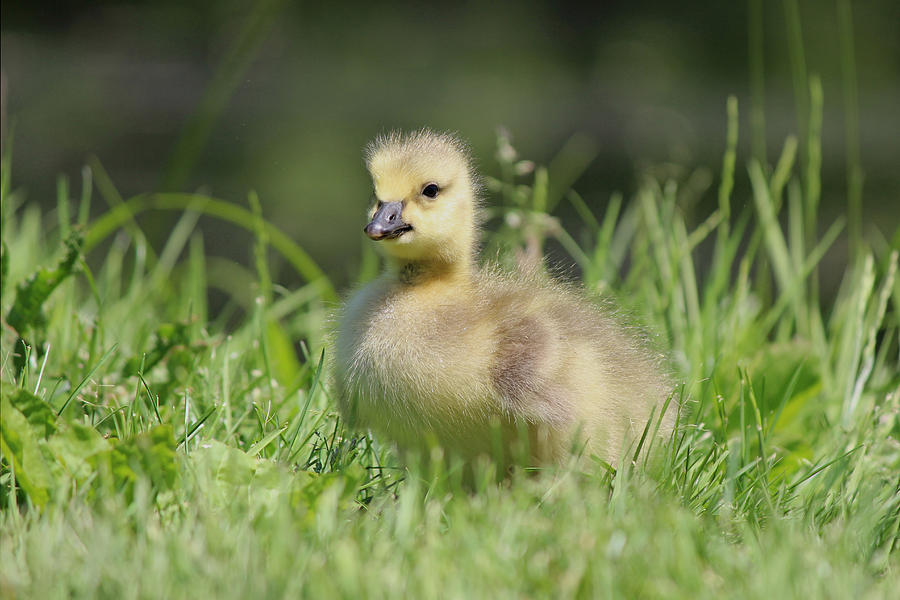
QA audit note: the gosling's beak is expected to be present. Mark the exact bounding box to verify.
[365,201,412,240]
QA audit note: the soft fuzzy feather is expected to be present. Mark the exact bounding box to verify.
[335,129,674,467]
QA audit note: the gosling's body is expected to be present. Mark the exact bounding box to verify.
[336,130,673,466]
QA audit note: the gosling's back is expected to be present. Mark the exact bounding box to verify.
[336,266,673,465]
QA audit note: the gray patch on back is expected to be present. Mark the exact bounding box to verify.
[490,316,572,425]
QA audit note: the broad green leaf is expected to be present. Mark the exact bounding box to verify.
[97,425,176,498]
[186,441,362,521]
[6,229,84,377]
[187,440,307,517]
[46,422,111,484]
[6,388,57,439]
[121,321,193,376]
[6,229,84,336]
[0,395,52,506]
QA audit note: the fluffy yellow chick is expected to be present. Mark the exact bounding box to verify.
[335,129,674,468]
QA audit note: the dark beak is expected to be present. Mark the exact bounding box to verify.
[364,201,412,240]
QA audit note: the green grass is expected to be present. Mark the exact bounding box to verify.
[1,93,899,598]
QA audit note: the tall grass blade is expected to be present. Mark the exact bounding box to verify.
[748,0,767,165]
[56,343,118,416]
[784,0,809,166]
[161,0,287,191]
[837,0,864,254]
[85,193,337,302]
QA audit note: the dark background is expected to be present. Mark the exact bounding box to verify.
[2,0,898,293]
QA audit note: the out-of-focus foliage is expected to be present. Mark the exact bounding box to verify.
[2,0,898,295]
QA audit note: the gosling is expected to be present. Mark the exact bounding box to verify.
[335,129,674,468]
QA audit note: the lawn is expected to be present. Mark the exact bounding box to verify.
[1,95,898,598]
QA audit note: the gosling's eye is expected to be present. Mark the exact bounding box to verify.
[422,183,440,199]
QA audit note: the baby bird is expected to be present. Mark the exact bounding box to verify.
[335,129,674,468]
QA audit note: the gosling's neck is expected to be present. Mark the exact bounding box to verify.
[388,257,473,288]
[386,223,480,289]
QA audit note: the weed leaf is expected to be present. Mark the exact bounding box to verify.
[0,394,53,506]
[6,229,84,378]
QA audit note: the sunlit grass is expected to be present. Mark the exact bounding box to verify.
[1,92,898,598]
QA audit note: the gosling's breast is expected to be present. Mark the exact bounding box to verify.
[338,286,497,429]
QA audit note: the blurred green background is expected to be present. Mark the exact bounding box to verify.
[2,0,898,297]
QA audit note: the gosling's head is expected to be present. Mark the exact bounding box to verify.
[364,129,479,266]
